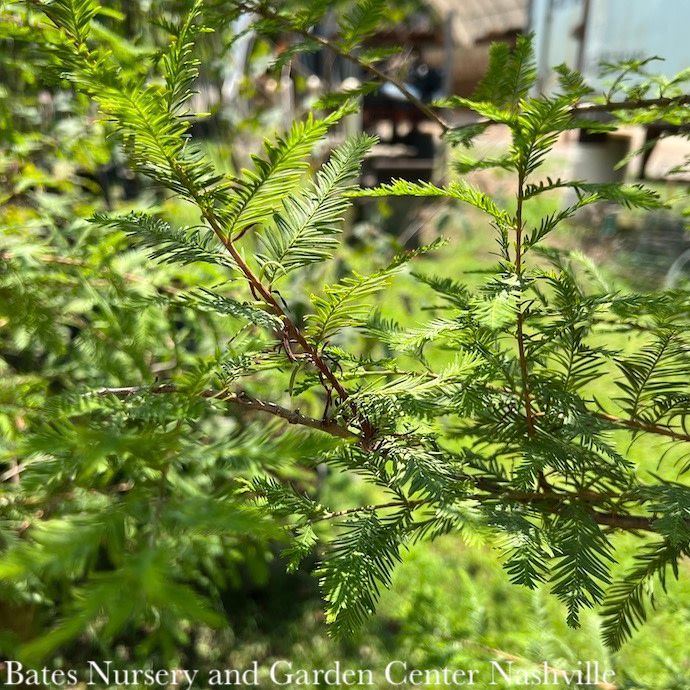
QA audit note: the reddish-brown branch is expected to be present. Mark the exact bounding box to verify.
[589,510,655,532]
[95,385,357,440]
[596,412,690,444]
[164,154,351,403]
[485,384,690,445]
[200,210,351,401]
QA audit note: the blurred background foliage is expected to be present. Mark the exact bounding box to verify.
[1,1,690,688]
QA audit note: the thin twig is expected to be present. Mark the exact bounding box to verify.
[201,207,352,401]
[450,94,690,134]
[240,1,451,132]
[168,155,352,403]
[311,498,428,523]
[596,412,690,444]
[95,385,357,440]
[573,94,690,115]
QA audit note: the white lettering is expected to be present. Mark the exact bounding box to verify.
[3,663,78,687]
[490,660,512,684]
[603,668,617,683]
[384,661,407,685]
[87,660,111,685]
[208,663,258,686]
[5,661,24,686]
[270,660,292,686]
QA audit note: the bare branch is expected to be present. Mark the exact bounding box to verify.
[239,1,451,132]
[95,385,358,440]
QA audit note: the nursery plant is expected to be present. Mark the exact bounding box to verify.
[2,0,690,662]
